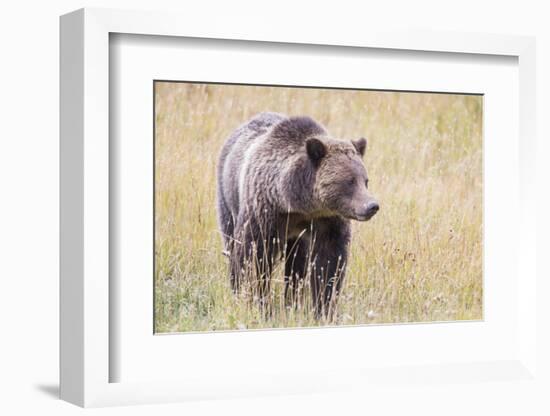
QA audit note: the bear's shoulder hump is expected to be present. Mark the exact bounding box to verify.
[270,116,327,141]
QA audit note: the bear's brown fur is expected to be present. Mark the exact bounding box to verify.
[217,112,378,316]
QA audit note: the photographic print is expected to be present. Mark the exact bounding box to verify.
[154,82,483,333]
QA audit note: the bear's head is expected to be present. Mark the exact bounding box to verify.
[306,136,379,221]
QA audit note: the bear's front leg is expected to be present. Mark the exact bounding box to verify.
[284,237,309,306]
[309,218,351,319]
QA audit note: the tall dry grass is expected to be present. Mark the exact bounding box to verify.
[154,82,483,333]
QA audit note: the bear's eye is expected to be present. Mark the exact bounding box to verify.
[347,178,356,187]
[365,179,369,188]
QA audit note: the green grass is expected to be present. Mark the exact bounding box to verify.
[154,82,483,333]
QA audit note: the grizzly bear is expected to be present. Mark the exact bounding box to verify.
[216,112,379,317]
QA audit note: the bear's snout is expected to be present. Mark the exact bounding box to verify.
[356,200,379,221]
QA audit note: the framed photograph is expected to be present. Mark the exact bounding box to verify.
[152,82,482,333]
[60,8,538,408]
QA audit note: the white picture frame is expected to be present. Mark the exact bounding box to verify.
[60,8,538,408]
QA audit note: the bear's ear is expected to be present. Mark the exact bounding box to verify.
[306,138,327,164]
[352,137,367,157]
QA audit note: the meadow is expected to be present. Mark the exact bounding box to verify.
[154,82,483,333]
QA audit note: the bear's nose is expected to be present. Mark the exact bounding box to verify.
[361,201,379,220]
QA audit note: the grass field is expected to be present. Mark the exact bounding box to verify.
[154,82,483,333]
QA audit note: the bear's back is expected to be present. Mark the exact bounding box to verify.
[218,112,287,217]
[218,113,329,219]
